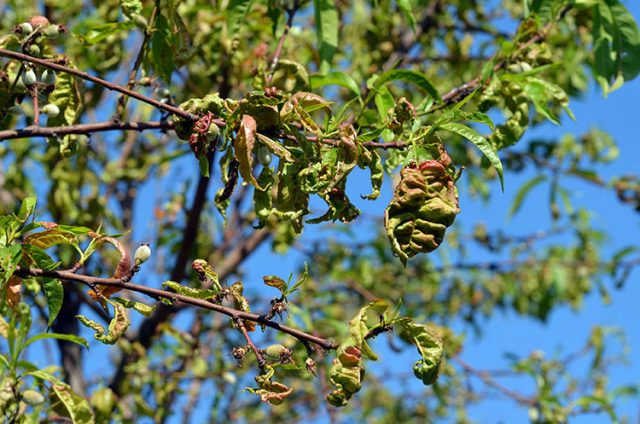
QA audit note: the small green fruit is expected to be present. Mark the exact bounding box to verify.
[22,69,37,86]
[257,146,272,166]
[17,23,33,34]
[264,344,288,360]
[42,104,60,117]
[27,44,41,56]
[21,389,45,405]
[41,69,56,85]
[134,243,151,266]
[42,25,61,38]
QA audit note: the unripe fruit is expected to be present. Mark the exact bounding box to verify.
[22,69,37,86]
[41,69,56,85]
[17,23,33,34]
[205,123,220,143]
[134,243,151,266]
[28,44,40,56]
[42,25,62,38]
[264,344,288,360]
[257,146,272,166]
[29,16,50,28]
[156,87,170,98]
[21,389,45,405]
[42,104,60,117]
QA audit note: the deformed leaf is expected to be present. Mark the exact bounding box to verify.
[230,281,255,331]
[162,281,217,300]
[263,275,286,291]
[76,300,130,345]
[110,297,155,316]
[234,115,263,189]
[396,318,443,385]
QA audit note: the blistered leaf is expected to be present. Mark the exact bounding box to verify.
[191,259,221,291]
[76,300,130,345]
[47,65,82,126]
[263,275,286,291]
[162,281,217,300]
[326,343,364,407]
[396,318,443,385]
[230,281,255,331]
[385,161,460,265]
[110,297,155,316]
[256,133,295,163]
[246,365,293,405]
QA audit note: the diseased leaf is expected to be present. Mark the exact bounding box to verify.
[0,244,21,286]
[439,122,504,190]
[229,281,255,331]
[24,228,79,250]
[110,297,155,316]
[47,64,82,126]
[234,114,262,189]
[263,275,286,291]
[76,300,130,345]
[396,318,443,385]
[161,281,217,300]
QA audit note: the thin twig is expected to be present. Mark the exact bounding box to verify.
[0,120,175,141]
[266,1,300,84]
[31,85,39,126]
[234,317,266,370]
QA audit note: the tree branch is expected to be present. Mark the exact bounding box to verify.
[14,266,338,351]
[0,48,198,121]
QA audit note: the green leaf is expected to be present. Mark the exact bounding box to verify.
[16,196,36,223]
[28,370,95,424]
[508,174,547,218]
[263,275,286,291]
[227,0,255,38]
[397,0,417,32]
[23,333,89,351]
[439,122,504,190]
[372,69,442,103]
[150,14,175,83]
[42,278,64,327]
[286,262,309,295]
[0,244,22,285]
[310,71,361,96]
[592,0,640,95]
[74,21,135,45]
[313,0,339,72]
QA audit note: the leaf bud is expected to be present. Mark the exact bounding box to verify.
[134,243,151,266]
[21,389,45,405]
[22,69,37,86]
[41,69,56,85]
[42,104,60,117]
